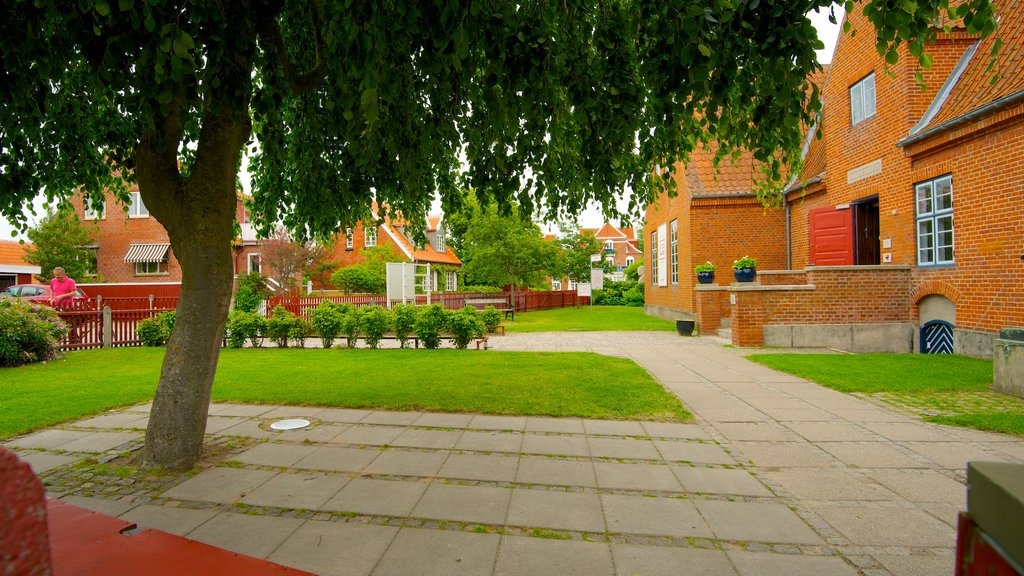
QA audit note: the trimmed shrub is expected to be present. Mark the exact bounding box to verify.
[158,310,176,336]
[226,310,266,348]
[481,305,502,333]
[623,284,645,307]
[448,306,485,350]
[267,305,298,347]
[289,317,314,348]
[0,296,67,366]
[414,304,447,349]
[340,306,363,348]
[238,271,272,298]
[361,305,391,349]
[391,303,417,348]
[233,284,262,313]
[310,301,344,348]
[136,317,167,347]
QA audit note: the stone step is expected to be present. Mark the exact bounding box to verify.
[717,328,732,340]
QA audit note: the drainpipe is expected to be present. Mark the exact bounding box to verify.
[785,200,792,270]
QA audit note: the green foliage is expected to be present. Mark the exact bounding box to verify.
[694,261,716,273]
[340,306,363,348]
[331,265,381,294]
[414,304,448,350]
[0,297,67,366]
[24,210,99,282]
[310,301,345,349]
[447,306,485,350]
[237,272,272,299]
[460,204,559,292]
[507,307,675,333]
[226,311,266,349]
[266,305,299,348]
[158,311,176,336]
[459,285,504,293]
[233,285,262,313]
[558,228,603,283]
[288,317,314,348]
[391,303,418,348]
[623,258,644,282]
[732,256,757,270]
[593,280,643,307]
[481,305,502,332]
[623,283,645,307]
[136,318,166,347]
[360,305,391,349]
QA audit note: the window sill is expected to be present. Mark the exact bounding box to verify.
[135,272,170,277]
[128,215,150,219]
[916,263,955,269]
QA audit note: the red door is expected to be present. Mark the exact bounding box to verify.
[809,206,854,266]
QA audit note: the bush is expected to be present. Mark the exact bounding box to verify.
[158,310,176,336]
[0,296,67,366]
[266,305,299,347]
[289,317,314,348]
[226,310,266,348]
[391,303,418,348]
[481,305,502,333]
[593,280,641,306]
[331,265,382,294]
[459,285,503,293]
[233,284,262,313]
[414,304,447,349]
[340,306,363,348]
[310,301,344,348]
[238,271,272,298]
[136,317,167,347]
[448,306,485,350]
[623,284,645,307]
[361,305,391,349]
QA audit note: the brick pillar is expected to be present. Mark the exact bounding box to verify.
[695,286,723,333]
[732,289,765,347]
[1,447,52,575]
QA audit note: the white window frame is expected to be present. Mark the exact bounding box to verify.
[128,191,149,218]
[135,261,165,275]
[850,73,877,126]
[437,230,446,253]
[625,257,634,267]
[650,230,658,285]
[669,219,678,285]
[84,201,105,220]
[915,175,954,267]
[248,253,262,274]
[345,228,354,250]
[568,278,578,291]
[552,278,562,290]
[605,240,614,251]
[445,270,456,291]
[364,225,377,247]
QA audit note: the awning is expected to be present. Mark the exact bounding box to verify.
[124,243,170,263]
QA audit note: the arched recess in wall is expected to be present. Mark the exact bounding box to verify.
[918,294,956,354]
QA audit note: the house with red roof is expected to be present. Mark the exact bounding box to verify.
[323,205,462,291]
[645,0,1024,357]
[581,223,643,273]
[0,240,40,290]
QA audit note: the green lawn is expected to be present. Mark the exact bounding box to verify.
[506,306,676,332]
[749,353,1024,437]
[0,347,690,439]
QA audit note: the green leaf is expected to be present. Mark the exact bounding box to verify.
[921,53,933,68]
[697,43,711,57]
[886,48,899,65]
[95,1,110,16]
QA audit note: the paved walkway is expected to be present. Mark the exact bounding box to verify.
[8,333,1024,575]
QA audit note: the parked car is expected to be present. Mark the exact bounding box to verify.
[0,283,90,306]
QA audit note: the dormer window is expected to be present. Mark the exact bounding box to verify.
[850,73,876,126]
[437,229,446,253]
[364,225,377,247]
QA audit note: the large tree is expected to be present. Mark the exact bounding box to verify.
[0,0,997,470]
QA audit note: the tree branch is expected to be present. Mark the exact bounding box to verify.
[256,0,328,96]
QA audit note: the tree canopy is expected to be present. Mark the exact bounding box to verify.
[460,206,560,290]
[24,211,99,283]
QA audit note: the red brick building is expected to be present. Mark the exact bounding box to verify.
[583,223,643,275]
[68,188,260,283]
[645,2,1024,357]
[323,206,462,291]
[0,241,40,289]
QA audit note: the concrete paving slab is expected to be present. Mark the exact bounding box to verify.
[209,403,276,417]
[293,446,382,473]
[469,415,527,431]
[696,500,824,545]
[524,417,585,434]
[862,469,966,505]
[641,422,711,440]
[390,428,462,449]
[361,411,422,426]
[601,494,712,538]
[439,453,519,482]
[72,412,149,429]
[59,495,139,517]
[373,528,499,576]
[653,440,735,465]
[57,431,141,453]
[123,402,152,413]
[456,431,524,453]
[323,478,427,517]
[521,433,590,457]
[582,420,646,436]
[186,511,304,559]
[919,502,962,528]
[730,441,836,467]
[902,441,1009,469]
[810,504,955,547]
[872,554,955,576]
[364,449,448,477]
[203,416,243,434]
[333,425,405,446]
[781,421,875,442]
[593,462,682,492]
[235,442,318,467]
[494,535,614,576]
[991,441,1024,462]
[713,422,802,442]
[6,429,96,450]
[515,457,596,488]
[411,483,512,525]
[825,408,911,422]
[240,471,350,510]
[727,551,858,576]
[214,419,278,438]
[696,408,771,422]
[764,469,897,501]
[506,489,605,532]
[316,408,374,423]
[269,520,398,576]
[20,452,79,474]
[284,423,351,443]
[611,545,738,576]
[120,504,218,536]
[818,442,930,469]
[756,407,836,421]
[587,437,660,460]
[671,466,773,497]
[260,406,323,420]
[411,412,474,428]
[860,422,957,442]
[162,466,276,504]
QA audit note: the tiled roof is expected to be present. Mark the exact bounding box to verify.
[0,240,34,267]
[684,148,759,196]
[921,0,1024,129]
[593,223,627,239]
[369,203,461,266]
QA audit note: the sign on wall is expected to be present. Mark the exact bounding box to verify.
[657,223,668,287]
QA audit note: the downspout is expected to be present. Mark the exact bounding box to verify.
[785,200,792,270]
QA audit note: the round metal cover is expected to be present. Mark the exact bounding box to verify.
[270,418,311,431]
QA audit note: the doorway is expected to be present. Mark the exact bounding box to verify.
[853,196,880,265]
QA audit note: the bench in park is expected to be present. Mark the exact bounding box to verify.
[465,297,515,320]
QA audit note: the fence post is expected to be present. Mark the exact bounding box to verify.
[149,294,155,310]
[102,306,112,348]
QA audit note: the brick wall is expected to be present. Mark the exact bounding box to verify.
[759,267,914,326]
[786,185,827,270]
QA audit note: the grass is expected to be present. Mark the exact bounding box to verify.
[749,353,1024,437]
[0,347,690,440]
[505,306,676,333]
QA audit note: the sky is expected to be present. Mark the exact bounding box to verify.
[0,10,842,241]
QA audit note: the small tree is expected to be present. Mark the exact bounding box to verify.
[361,305,392,348]
[24,210,99,282]
[460,205,560,301]
[558,227,603,286]
[331,265,381,295]
[392,304,418,348]
[260,227,329,290]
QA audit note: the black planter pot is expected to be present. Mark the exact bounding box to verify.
[733,267,757,282]
[676,320,696,336]
[696,271,715,284]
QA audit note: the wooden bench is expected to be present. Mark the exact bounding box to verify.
[465,297,515,320]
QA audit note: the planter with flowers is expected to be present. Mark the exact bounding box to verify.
[732,256,757,282]
[694,262,717,284]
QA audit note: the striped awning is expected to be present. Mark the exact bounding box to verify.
[124,243,170,263]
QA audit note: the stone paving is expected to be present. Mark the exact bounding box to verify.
[6,331,1024,575]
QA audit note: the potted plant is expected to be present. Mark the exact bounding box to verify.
[732,255,757,282]
[694,261,716,284]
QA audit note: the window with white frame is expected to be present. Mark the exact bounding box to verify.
[437,229,446,253]
[915,175,954,266]
[625,257,634,267]
[568,278,578,291]
[650,230,658,284]
[345,228,354,250]
[850,73,876,126]
[364,225,377,247]
[84,201,105,220]
[128,192,149,218]
[248,253,262,274]
[670,219,678,285]
[605,240,614,251]
[135,260,167,275]
[445,270,457,291]
[552,278,562,290]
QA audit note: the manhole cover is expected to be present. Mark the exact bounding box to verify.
[270,418,311,431]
